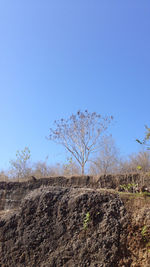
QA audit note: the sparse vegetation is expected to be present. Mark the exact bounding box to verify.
[119,150,150,174]
[62,157,80,176]
[89,135,120,175]
[120,183,138,193]
[1,117,150,182]
[9,147,31,179]
[1,116,150,180]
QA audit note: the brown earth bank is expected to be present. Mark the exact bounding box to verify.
[0,175,150,266]
[0,173,149,211]
[120,194,150,267]
[0,187,129,267]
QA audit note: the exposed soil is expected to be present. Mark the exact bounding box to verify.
[0,186,129,267]
[0,175,150,266]
[120,194,150,267]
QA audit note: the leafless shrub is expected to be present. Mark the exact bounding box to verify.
[9,147,31,179]
[62,157,80,176]
[89,135,120,175]
[119,150,150,174]
[0,171,9,181]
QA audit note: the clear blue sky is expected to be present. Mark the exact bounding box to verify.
[0,0,150,170]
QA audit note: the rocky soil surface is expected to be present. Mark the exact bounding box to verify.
[0,186,129,267]
[0,176,150,266]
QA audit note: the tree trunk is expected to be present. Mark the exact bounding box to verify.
[81,164,84,175]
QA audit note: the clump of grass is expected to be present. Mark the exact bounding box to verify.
[83,212,90,230]
[141,225,150,253]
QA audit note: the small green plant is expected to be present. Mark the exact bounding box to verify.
[142,191,150,197]
[83,212,90,230]
[120,183,137,192]
[146,241,150,249]
[141,225,150,252]
[141,225,147,242]
[137,165,142,171]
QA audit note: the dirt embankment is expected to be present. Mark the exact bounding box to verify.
[0,187,128,267]
[0,173,149,212]
[0,175,150,266]
[120,194,150,267]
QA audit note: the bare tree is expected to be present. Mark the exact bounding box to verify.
[89,135,119,175]
[48,110,113,175]
[130,151,150,172]
[9,147,31,179]
[33,160,50,178]
[32,159,63,178]
[119,150,150,173]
